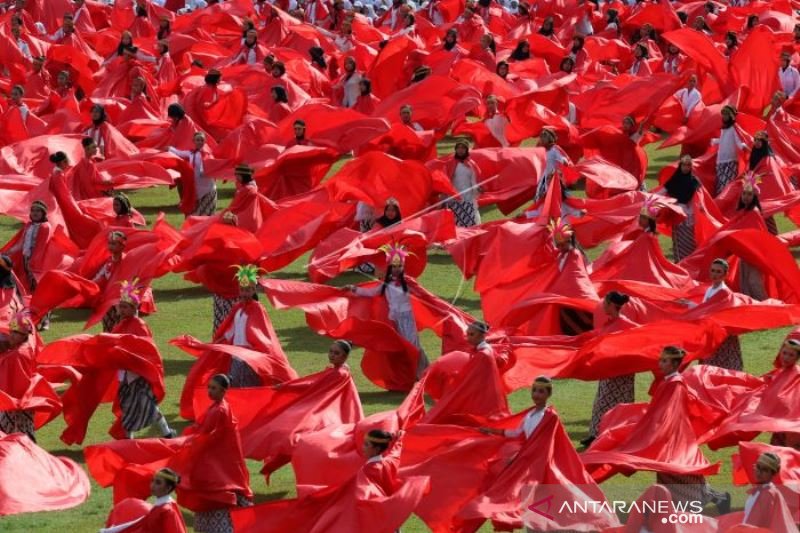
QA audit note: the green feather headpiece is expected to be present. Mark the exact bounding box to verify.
[233,264,262,287]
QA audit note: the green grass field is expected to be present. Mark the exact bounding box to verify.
[0,142,791,532]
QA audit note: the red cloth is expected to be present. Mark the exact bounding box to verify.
[104,499,187,533]
[36,330,166,445]
[216,365,363,478]
[85,398,252,512]
[173,333,298,421]
[254,145,340,201]
[421,347,510,425]
[261,277,473,391]
[273,103,390,153]
[590,232,695,290]
[359,123,438,162]
[231,438,429,533]
[581,374,720,482]
[0,432,90,516]
[325,152,455,217]
[308,210,456,283]
[401,407,618,532]
[224,183,278,233]
[290,381,427,494]
[703,365,800,450]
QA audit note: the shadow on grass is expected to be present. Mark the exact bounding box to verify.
[150,284,211,301]
[277,326,331,352]
[49,448,86,462]
[359,390,408,406]
[164,357,196,378]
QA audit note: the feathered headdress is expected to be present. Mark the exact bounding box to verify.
[547,217,573,244]
[741,171,762,194]
[119,278,144,306]
[640,196,663,220]
[234,264,263,287]
[378,242,412,267]
[9,309,33,335]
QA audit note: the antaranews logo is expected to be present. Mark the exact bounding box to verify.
[521,486,705,529]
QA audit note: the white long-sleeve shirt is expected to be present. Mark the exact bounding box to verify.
[452,161,478,202]
[355,282,412,320]
[779,65,800,97]
[503,406,546,438]
[703,282,728,303]
[711,127,746,164]
[224,308,250,347]
[674,87,702,117]
[485,115,510,147]
[168,148,215,199]
[16,38,31,60]
[341,72,362,108]
[355,283,413,320]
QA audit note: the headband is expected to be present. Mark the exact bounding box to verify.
[468,320,490,334]
[155,469,180,484]
[756,453,780,474]
[366,434,392,444]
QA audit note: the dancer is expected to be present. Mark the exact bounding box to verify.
[100,468,187,533]
[346,243,429,378]
[113,280,175,440]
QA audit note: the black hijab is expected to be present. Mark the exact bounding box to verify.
[664,164,700,204]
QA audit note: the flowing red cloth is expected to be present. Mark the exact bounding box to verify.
[0,339,61,430]
[422,346,510,425]
[205,364,363,478]
[172,221,264,298]
[679,216,800,303]
[256,195,356,272]
[589,232,695,289]
[0,105,47,145]
[254,145,340,200]
[103,498,187,533]
[85,398,252,512]
[261,277,473,391]
[458,407,619,532]
[703,364,800,449]
[231,438,429,533]
[36,330,166,445]
[482,247,598,335]
[373,75,481,131]
[581,373,720,482]
[308,210,456,282]
[729,27,781,116]
[716,483,799,533]
[324,152,455,216]
[223,182,278,233]
[580,126,649,183]
[1,222,78,293]
[173,333,297,421]
[401,407,618,532]
[0,432,90,516]
[291,381,427,494]
[273,103,390,153]
[359,123,438,162]
[181,82,248,141]
[503,316,726,383]
[429,147,547,214]
[573,73,685,129]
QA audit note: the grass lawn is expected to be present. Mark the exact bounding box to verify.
[0,141,791,532]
